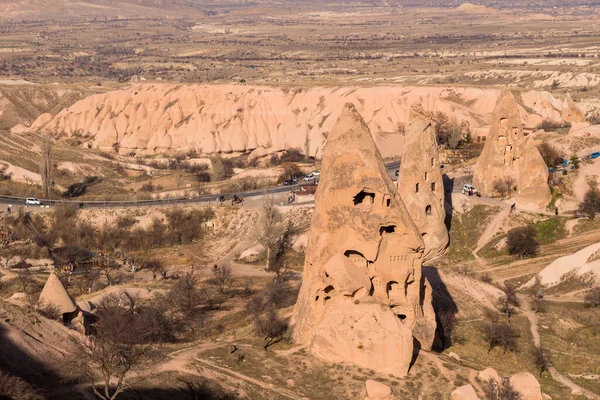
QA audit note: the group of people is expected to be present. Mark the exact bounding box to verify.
[217,194,244,206]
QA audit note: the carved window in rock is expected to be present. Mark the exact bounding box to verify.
[424,172,428,182]
[323,285,335,302]
[431,157,435,167]
[425,205,432,215]
[379,225,396,238]
[353,189,375,209]
[415,183,420,193]
[431,182,436,192]
[383,194,391,207]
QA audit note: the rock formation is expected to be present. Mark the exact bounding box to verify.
[509,372,543,400]
[26,84,576,159]
[291,103,436,377]
[365,380,393,400]
[38,271,77,320]
[451,385,480,400]
[398,118,449,260]
[473,90,551,209]
[561,93,585,123]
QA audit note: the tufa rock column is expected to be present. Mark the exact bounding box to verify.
[291,104,436,377]
[473,90,550,209]
[398,118,449,261]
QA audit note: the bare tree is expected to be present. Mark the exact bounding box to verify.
[579,186,600,220]
[492,176,515,199]
[41,134,52,198]
[211,264,233,296]
[480,317,519,355]
[257,192,291,276]
[75,293,164,400]
[493,179,508,199]
[498,283,519,323]
[506,225,539,259]
[258,192,277,272]
[533,347,551,377]
[253,308,288,350]
[15,268,34,293]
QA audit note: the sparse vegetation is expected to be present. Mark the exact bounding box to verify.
[579,186,600,220]
[506,225,539,259]
[537,142,564,168]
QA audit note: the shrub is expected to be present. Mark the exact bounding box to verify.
[506,225,539,259]
[0,371,38,400]
[480,318,519,354]
[483,377,522,400]
[196,171,211,182]
[37,302,62,320]
[536,119,570,132]
[584,286,600,307]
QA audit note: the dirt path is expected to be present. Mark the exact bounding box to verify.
[195,357,302,400]
[474,208,510,255]
[518,294,600,399]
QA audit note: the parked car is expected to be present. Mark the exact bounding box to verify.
[303,171,320,181]
[25,198,41,205]
[591,151,600,159]
[462,184,477,195]
[283,179,297,186]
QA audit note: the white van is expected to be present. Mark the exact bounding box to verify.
[462,184,477,195]
[25,198,41,205]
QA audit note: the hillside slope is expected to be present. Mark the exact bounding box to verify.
[29,84,579,158]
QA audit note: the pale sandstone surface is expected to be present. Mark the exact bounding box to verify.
[37,271,77,315]
[550,125,600,157]
[364,379,393,400]
[291,103,436,377]
[451,384,480,400]
[509,372,543,400]
[29,84,577,159]
[477,367,501,383]
[561,93,585,123]
[523,242,600,288]
[473,91,550,209]
[398,118,449,260]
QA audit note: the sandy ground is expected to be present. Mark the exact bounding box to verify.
[573,159,600,202]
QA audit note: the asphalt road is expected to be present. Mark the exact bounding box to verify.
[0,161,401,210]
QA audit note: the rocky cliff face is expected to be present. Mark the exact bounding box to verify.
[28,84,577,159]
[473,91,551,209]
[290,103,436,377]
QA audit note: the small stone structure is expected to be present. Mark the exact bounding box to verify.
[291,104,436,377]
[38,271,78,323]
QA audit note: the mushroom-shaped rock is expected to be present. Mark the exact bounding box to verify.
[509,372,543,400]
[291,103,434,377]
[473,90,550,209]
[365,379,393,400]
[38,272,77,315]
[398,118,449,261]
[451,385,480,400]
